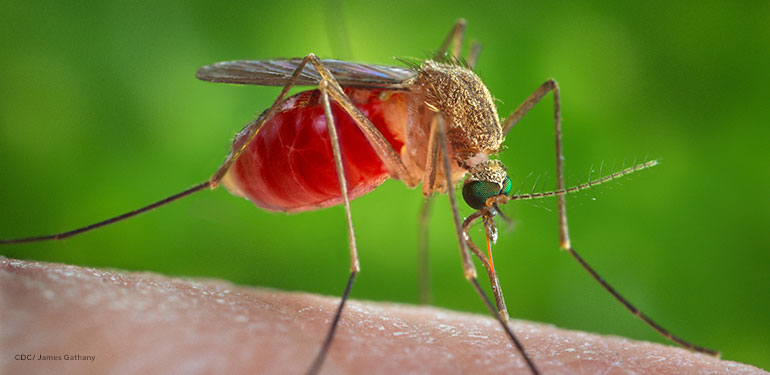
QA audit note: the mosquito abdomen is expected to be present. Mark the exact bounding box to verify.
[222,88,408,212]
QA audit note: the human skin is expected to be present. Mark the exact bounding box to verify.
[1,258,766,375]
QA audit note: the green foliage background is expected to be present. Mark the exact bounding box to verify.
[1,0,768,369]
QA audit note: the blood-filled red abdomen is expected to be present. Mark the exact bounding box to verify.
[222,88,408,212]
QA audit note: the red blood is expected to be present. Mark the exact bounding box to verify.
[224,88,408,212]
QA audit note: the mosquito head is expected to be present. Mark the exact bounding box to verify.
[462,157,512,210]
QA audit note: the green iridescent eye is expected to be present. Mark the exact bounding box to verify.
[462,176,512,210]
[501,176,512,196]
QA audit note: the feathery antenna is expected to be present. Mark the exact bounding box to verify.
[493,160,658,205]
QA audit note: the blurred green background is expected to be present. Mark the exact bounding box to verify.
[1,0,768,370]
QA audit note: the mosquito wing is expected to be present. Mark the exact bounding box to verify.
[196,58,417,90]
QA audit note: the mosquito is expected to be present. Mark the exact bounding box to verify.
[1,19,718,375]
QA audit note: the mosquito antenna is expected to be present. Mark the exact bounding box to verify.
[489,160,720,356]
[514,171,534,197]
[0,181,211,245]
[492,160,658,203]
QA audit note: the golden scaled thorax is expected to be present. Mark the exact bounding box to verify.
[416,59,511,208]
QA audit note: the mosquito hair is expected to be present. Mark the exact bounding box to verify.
[530,171,545,195]
[536,179,555,212]
[509,159,655,211]
[521,171,554,211]
[490,160,659,204]
[428,50,470,67]
[393,56,423,71]
[395,51,470,72]
[598,160,605,184]
[515,171,535,197]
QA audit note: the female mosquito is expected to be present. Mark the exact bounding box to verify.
[1,19,717,375]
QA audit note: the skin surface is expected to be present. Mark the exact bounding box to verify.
[1,258,766,375]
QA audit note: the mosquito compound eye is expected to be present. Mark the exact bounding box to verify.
[462,176,512,210]
[500,176,512,196]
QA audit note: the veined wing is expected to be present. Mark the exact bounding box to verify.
[196,58,417,90]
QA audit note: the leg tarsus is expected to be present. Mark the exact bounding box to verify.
[505,76,717,357]
[306,271,358,375]
[468,276,539,374]
[566,246,720,357]
[434,113,537,373]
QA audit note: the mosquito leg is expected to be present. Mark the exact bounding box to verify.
[432,114,539,374]
[208,54,317,188]
[305,55,417,186]
[435,18,466,61]
[505,79,721,356]
[499,79,568,244]
[422,107,443,196]
[567,246,720,356]
[417,196,434,305]
[305,80,362,375]
[0,181,211,245]
[319,79,360,275]
[0,57,321,244]
[0,55,329,245]
[501,79,558,135]
[467,41,482,71]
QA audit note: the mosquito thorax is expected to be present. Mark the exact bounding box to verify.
[417,60,503,155]
[461,158,512,210]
